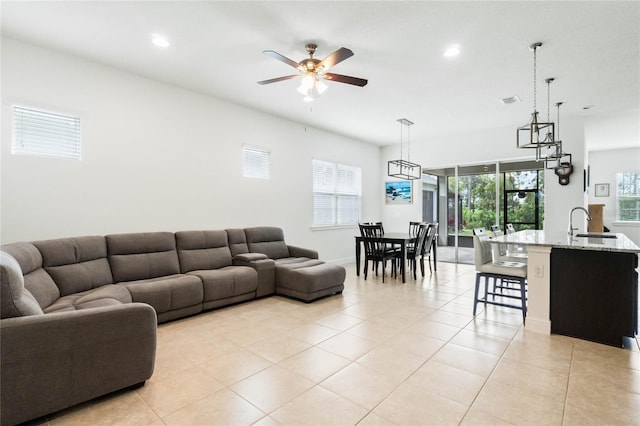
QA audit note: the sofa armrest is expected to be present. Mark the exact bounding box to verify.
[288,245,319,259]
[234,253,268,262]
[0,303,157,426]
[233,256,275,298]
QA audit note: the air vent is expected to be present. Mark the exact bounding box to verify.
[499,96,521,105]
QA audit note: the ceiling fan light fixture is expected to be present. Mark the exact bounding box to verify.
[258,43,367,99]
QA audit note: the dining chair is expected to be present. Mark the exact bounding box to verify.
[472,235,527,323]
[504,223,528,259]
[407,221,426,254]
[487,224,523,263]
[409,221,424,237]
[407,223,438,278]
[473,227,487,236]
[422,222,438,273]
[359,223,401,283]
[406,223,428,279]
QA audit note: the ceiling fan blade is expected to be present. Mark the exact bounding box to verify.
[257,75,301,85]
[323,73,368,87]
[263,50,301,70]
[318,47,354,70]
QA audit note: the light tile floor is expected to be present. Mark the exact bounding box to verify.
[35,262,639,425]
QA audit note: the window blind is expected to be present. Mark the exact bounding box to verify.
[243,146,270,179]
[312,159,361,226]
[12,105,81,159]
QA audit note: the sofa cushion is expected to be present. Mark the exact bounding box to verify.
[176,230,233,272]
[187,266,257,301]
[1,242,59,310]
[226,228,249,256]
[1,252,44,318]
[122,274,203,314]
[33,236,113,297]
[244,227,290,259]
[44,284,133,314]
[107,232,180,282]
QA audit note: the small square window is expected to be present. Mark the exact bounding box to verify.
[243,146,270,179]
[12,105,81,160]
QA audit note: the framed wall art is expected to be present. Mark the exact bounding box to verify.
[385,181,413,205]
[595,183,609,197]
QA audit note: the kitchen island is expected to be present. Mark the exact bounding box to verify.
[491,230,639,347]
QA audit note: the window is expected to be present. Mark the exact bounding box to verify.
[617,172,640,222]
[312,159,361,226]
[243,146,270,179]
[12,105,81,159]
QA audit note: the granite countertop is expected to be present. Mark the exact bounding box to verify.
[491,229,640,254]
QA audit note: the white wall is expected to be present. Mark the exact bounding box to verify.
[0,38,381,263]
[587,147,640,245]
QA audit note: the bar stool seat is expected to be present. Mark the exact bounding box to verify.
[473,235,527,322]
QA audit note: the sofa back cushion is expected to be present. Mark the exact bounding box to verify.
[244,227,290,259]
[107,232,180,282]
[0,242,59,312]
[0,252,45,318]
[175,230,232,272]
[226,228,249,256]
[33,236,113,297]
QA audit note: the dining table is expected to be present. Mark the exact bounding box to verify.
[354,232,437,283]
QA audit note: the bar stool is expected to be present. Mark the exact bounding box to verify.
[472,235,527,322]
[489,226,526,264]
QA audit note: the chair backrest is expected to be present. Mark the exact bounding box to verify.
[410,223,429,258]
[361,222,384,234]
[506,223,516,234]
[421,223,438,256]
[359,223,385,256]
[473,235,493,270]
[473,227,486,236]
[490,225,504,238]
[409,221,425,237]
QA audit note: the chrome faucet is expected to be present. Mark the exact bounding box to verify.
[568,207,592,236]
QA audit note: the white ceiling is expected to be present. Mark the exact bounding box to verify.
[1,1,639,148]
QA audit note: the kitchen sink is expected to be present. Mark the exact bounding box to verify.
[575,233,617,239]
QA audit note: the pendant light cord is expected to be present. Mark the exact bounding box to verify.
[533,46,537,113]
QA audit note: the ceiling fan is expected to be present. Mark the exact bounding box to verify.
[257,43,368,101]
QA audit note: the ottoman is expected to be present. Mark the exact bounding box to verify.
[275,259,346,302]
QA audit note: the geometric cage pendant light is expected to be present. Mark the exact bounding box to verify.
[388,118,421,180]
[544,101,573,185]
[517,42,555,151]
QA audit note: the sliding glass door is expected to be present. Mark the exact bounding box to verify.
[423,161,544,264]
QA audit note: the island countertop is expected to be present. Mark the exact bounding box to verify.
[491,229,640,254]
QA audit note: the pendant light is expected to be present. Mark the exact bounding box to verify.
[517,42,555,151]
[388,118,421,180]
[536,77,557,160]
[544,102,573,185]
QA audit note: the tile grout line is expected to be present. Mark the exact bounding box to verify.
[560,342,576,426]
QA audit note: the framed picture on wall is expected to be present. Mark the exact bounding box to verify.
[595,183,609,197]
[385,181,413,205]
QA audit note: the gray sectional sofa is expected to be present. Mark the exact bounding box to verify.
[0,226,345,426]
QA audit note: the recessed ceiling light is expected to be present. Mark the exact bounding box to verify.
[444,44,461,57]
[151,33,170,48]
[500,96,521,105]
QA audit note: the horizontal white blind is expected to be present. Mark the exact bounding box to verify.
[312,159,361,226]
[243,146,270,179]
[12,105,81,159]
